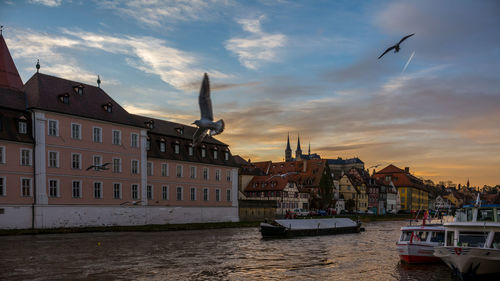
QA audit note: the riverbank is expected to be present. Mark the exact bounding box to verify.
[0,214,412,236]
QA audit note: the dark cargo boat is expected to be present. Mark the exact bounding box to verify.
[260,218,361,238]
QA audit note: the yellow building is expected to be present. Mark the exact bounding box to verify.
[373,165,428,211]
[339,174,368,211]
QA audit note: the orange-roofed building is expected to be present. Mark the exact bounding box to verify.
[373,164,429,211]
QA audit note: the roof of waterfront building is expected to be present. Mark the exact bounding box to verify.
[373,164,426,190]
[0,34,23,90]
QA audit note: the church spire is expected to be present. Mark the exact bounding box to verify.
[296,134,302,160]
[285,133,292,162]
[308,141,311,155]
[0,31,23,90]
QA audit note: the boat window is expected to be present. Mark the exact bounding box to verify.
[492,233,500,249]
[446,231,454,246]
[458,231,488,247]
[466,209,473,221]
[400,231,412,242]
[477,209,494,221]
[415,231,428,241]
[430,232,445,243]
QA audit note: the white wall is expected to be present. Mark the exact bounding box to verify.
[1,205,239,229]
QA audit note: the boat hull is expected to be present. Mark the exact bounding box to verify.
[397,243,442,263]
[260,219,361,238]
[434,246,500,279]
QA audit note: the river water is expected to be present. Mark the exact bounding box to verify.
[0,220,457,281]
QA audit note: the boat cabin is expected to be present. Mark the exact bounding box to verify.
[399,226,445,245]
[444,204,500,249]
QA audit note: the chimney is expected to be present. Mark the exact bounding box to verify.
[404,167,409,173]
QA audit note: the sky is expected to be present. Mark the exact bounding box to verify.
[1,0,499,187]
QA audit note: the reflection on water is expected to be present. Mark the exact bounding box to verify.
[0,221,456,280]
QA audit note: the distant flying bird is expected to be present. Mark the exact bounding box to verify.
[86,162,111,171]
[378,33,415,59]
[369,164,382,169]
[192,73,225,147]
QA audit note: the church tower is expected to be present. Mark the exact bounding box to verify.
[285,133,292,162]
[295,134,302,160]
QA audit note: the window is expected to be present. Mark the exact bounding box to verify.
[225,151,229,161]
[478,209,494,221]
[71,123,81,140]
[146,138,150,150]
[113,158,121,173]
[176,165,183,178]
[190,166,196,179]
[0,177,5,196]
[161,163,168,177]
[48,151,59,168]
[215,169,221,181]
[58,93,69,104]
[113,183,122,199]
[176,186,183,201]
[72,153,81,169]
[226,170,231,182]
[190,187,196,201]
[74,85,84,95]
[160,141,166,152]
[20,148,32,166]
[214,150,218,159]
[103,102,112,112]
[18,119,27,134]
[203,167,209,180]
[94,182,102,199]
[203,188,209,201]
[458,231,488,248]
[48,119,58,136]
[93,127,102,143]
[112,130,121,145]
[226,189,231,202]
[147,162,153,176]
[216,189,221,202]
[131,160,139,174]
[201,148,206,158]
[175,143,179,154]
[93,155,102,170]
[72,181,81,198]
[131,133,138,148]
[0,146,4,163]
[131,184,139,200]
[147,185,153,200]
[48,179,59,198]
[188,146,193,156]
[21,178,32,197]
[162,186,168,200]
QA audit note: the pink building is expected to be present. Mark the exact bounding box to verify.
[0,33,238,229]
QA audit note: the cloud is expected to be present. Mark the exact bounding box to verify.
[225,15,287,69]
[97,0,231,27]
[28,0,62,7]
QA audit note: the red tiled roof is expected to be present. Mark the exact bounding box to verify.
[0,35,23,90]
[373,164,425,189]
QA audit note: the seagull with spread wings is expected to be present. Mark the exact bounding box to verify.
[86,162,111,171]
[378,33,415,59]
[192,73,225,147]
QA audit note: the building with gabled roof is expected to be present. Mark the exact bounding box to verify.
[0,33,239,229]
[373,164,428,211]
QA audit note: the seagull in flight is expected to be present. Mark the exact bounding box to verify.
[86,162,111,171]
[378,33,415,59]
[192,73,225,147]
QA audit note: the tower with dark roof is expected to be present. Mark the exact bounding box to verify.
[296,134,302,160]
[0,33,23,90]
[285,133,292,162]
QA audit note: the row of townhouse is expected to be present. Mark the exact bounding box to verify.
[0,33,239,229]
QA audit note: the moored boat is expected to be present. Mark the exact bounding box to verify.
[260,218,361,238]
[433,202,500,279]
[396,224,445,263]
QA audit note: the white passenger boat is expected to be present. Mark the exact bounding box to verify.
[434,202,500,279]
[396,213,445,263]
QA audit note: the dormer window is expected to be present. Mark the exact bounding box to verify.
[159,138,166,152]
[58,93,70,104]
[213,147,218,159]
[73,85,84,95]
[102,102,113,113]
[174,141,180,154]
[224,151,229,161]
[201,145,206,158]
[146,138,151,151]
[18,116,27,134]
[188,144,193,156]
[145,120,154,129]
[175,127,184,135]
